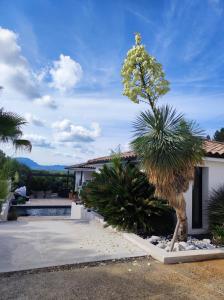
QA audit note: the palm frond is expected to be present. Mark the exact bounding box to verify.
[13,139,32,152]
[0,108,31,152]
[0,108,27,139]
[131,105,204,204]
[208,185,224,228]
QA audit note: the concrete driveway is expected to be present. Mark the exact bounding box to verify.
[0,218,147,272]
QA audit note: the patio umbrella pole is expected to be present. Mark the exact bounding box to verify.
[170,218,180,252]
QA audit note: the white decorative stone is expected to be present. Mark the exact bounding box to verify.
[147,235,217,252]
[185,245,196,250]
[148,235,161,243]
[151,235,161,240]
[202,239,211,244]
[157,242,166,249]
[165,246,170,252]
[179,242,188,249]
[206,244,216,249]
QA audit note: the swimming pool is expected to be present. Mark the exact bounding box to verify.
[14,205,71,217]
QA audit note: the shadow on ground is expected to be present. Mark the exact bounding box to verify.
[0,258,224,300]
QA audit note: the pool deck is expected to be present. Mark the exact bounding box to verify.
[18,198,72,207]
[0,218,147,273]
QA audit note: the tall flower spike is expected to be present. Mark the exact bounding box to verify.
[121,32,170,106]
[135,33,141,45]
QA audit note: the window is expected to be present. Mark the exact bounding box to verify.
[192,167,203,229]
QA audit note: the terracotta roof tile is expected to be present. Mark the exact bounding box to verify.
[203,140,224,157]
[87,150,136,164]
[66,140,224,169]
[87,140,224,164]
[65,163,95,170]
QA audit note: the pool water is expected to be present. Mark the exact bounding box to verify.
[15,206,71,217]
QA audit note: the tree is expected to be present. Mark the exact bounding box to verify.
[214,128,224,142]
[81,157,174,235]
[121,33,204,241]
[0,108,32,151]
[0,157,31,190]
[0,149,6,167]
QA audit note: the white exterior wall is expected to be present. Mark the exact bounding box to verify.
[75,157,224,235]
[83,171,94,182]
[75,171,82,191]
[75,170,94,191]
[186,157,224,235]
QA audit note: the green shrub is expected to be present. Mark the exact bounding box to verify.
[28,171,71,195]
[0,180,9,212]
[208,185,224,227]
[16,196,27,204]
[208,185,224,244]
[0,157,30,190]
[81,158,174,235]
[212,225,224,245]
[0,180,8,199]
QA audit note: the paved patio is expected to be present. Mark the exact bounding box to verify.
[0,218,147,273]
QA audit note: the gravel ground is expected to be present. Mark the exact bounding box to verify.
[1,258,224,300]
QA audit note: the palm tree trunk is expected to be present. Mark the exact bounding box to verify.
[170,194,188,243]
[170,218,180,251]
[176,208,188,241]
[175,193,188,241]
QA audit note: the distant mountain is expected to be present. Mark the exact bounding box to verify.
[15,157,66,172]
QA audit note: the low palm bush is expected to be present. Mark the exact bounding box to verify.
[208,185,224,245]
[212,226,224,245]
[81,157,174,235]
[0,180,8,199]
[0,179,9,211]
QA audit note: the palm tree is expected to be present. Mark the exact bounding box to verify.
[0,108,32,151]
[131,105,204,241]
[121,33,205,242]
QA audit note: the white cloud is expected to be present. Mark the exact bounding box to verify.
[25,113,45,127]
[53,119,101,143]
[53,151,83,163]
[52,119,72,131]
[49,54,83,92]
[23,134,54,149]
[0,27,41,99]
[34,95,58,109]
[73,143,94,154]
[54,152,74,158]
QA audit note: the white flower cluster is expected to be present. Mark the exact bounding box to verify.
[121,33,169,104]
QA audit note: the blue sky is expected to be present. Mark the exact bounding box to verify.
[0,0,224,165]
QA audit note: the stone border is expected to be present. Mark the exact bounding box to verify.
[88,210,224,264]
[123,233,224,264]
[0,256,149,278]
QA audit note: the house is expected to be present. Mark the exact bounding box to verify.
[66,140,224,235]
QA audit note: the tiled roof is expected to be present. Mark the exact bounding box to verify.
[87,150,136,164]
[66,140,224,170]
[203,140,224,158]
[65,163,96,170]
[87,140,224,165]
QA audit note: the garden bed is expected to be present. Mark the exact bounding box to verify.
[123,233,224,264]
[146,235,219,252]
[86,209,224,264]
